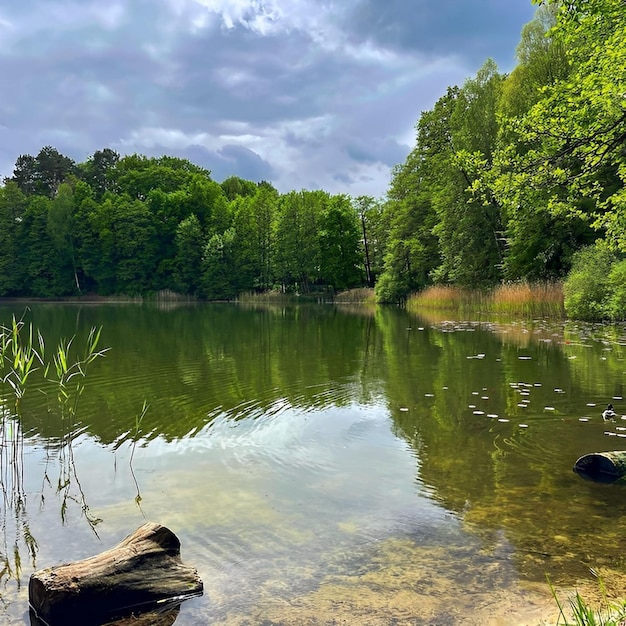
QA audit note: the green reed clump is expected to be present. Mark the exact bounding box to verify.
[50,326,109,419]
[0,316,45,406]
[551,576,626,626]
[0,316,108,413]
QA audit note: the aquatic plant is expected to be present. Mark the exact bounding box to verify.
[550,576,626,626]
[49,325,109,421]
[0,315,108,412]
[334,287,376,304]
[490,281,564,317]
[130,400,148,510]
[407,282,565,318]
[0,314,110,573]
[0,316,45,406]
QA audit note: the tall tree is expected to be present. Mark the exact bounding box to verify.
[48,182,81,291]
[173,214,205,295]
[20,196,74,296]
[201,229,238,300]
[10,147,76,197]
[274,191,324,292]
[318,195,363,290]
[489,0,626,253]
[438,59,505,287]
[79,148,120,199]
[0,182,27,295]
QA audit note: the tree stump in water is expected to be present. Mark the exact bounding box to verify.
[29,522,203,626]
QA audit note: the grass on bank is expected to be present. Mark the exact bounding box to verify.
[237,287,376,304]
[407,282,565,318]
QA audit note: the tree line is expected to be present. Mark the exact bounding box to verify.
[0,149,365,298]
[1,0,624,316]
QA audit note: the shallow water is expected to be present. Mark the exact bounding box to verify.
[2,303,626,624]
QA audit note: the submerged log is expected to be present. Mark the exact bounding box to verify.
[29,522,203,626]
[574,450,626,483]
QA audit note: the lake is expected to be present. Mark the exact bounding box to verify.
[2,302,626,625]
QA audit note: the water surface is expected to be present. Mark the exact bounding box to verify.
[2,303,626,625]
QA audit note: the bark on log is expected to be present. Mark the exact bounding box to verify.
[28,522,203,626]
[574,450,626,483]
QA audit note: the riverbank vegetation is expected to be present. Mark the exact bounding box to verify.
[553,583,626,626]
[1,0,624,320]
[408,282,565,318]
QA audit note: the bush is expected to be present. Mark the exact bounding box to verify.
[605,259,626,320]
[563,245,617,320]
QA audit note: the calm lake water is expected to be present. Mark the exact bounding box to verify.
[2,303,626,625]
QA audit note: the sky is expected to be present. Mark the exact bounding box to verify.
[0,0,537,198]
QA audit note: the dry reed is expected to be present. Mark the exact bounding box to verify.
[407,282,565,318]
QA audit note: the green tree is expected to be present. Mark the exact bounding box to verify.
[173,214,205,295]
[563,244,616,320]
[250,186,278,290]
[498,3,569,121]
[375,112,441,302]
[20,196,74,296]
[79,148,120,200]
[491,0,626,253]
[0,182,27,295]
[353,196,384,288]
[438,59,505,286]
[274,191,324,292]
[112,197,159,294]
[48,182,81,292]
[201,229,237,300]
[10,146,76,198]
[221,176,258,201]
[318,195,363,290]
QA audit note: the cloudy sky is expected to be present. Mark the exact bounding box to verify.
[0,0,536,198]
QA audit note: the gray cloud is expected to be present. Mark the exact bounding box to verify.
[0,0,536,196]
[345,0,536,67]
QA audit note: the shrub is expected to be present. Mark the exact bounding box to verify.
[605,259,626,321]
[564,245,617,321]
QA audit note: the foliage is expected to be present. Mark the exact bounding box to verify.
[318,195,363,290]
[486,0,626,256]
[603,259,626,321]
[563,245,616,320]
[0,149,364,300]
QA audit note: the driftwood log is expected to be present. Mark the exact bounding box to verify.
[574,450,626,483]
[29,522,203,626]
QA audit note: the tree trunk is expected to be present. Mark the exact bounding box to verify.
[29,522,203,626]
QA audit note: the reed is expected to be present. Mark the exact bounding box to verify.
[550,577,626,626]
[490,282,565,317]
[407,282,565,318]
[407,285,489,312]
[237,290,292,303]
[0,315,110,559]
[334,288,376,304]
